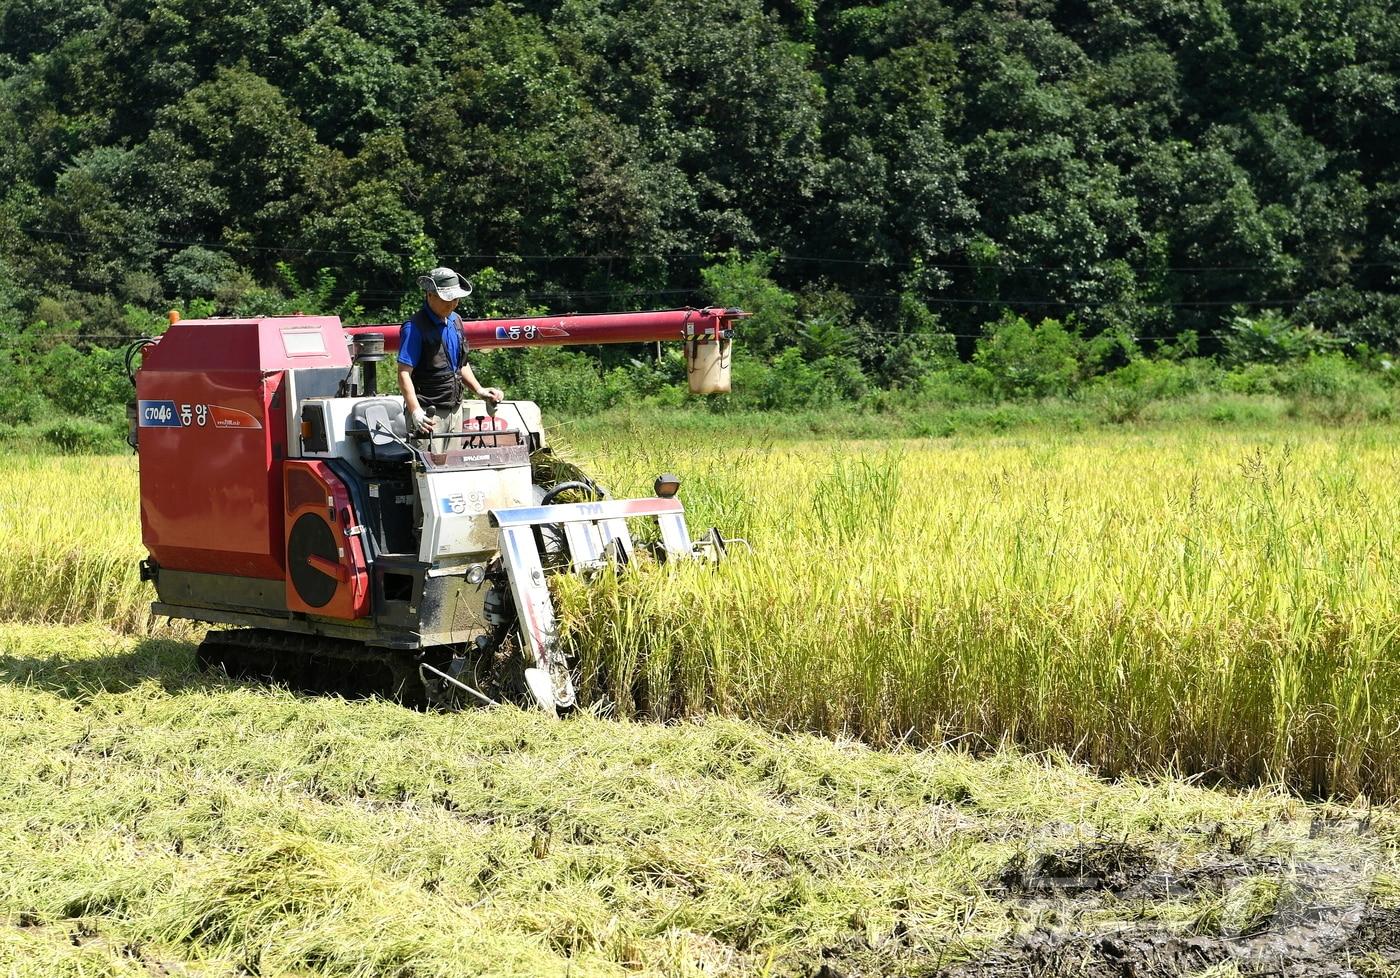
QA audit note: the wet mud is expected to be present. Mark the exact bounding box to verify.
[939,906,1400,977]
[809,840,1400,978]
[946,840,1400,977]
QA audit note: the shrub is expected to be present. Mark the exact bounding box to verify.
[1090,384,1152,424]
[973,313,1083,399]
[1220,311,1338,366]
[1279,353,1368,399]
[511,348,613,414]
[701,251,798,359]
[1221,363,1284,395]
[37,344,130,415]
[1280,353,1391,422]
[757,348,847,411]
[1098,358,1217,400]
[165,245,240,298]
[41,417,115,453]
[913,366,986,405]
[0,385,49,424]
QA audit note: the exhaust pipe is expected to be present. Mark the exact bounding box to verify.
[352,332,386,396]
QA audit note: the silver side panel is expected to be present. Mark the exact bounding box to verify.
[296,396,377,469]
[418,464,534,565]
[498,524,575,712]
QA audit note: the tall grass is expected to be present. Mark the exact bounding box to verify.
[560,426,1400,798]
[7,425,1400,795]
[0,454,151,631]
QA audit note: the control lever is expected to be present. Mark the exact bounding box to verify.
[409,405,437,442]
[371,420,423,459]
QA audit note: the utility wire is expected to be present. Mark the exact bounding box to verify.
[19,224,1400,275]
[18,328,1258,345]
[4,251,1335,307]
[19,313,1323,347]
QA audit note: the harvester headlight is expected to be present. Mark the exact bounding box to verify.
[466,563,487,585]
[654,473,681,498]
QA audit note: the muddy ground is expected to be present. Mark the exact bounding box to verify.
[813,834,1400,978]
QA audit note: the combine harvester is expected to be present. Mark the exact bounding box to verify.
[129,305,743,714]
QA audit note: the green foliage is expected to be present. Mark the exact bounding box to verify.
[1221,311,1339,366]
[164,246,238,300]
[490,347,615,415]
[1099,358,1218,401]
[1276,353,1392,422]
[718,347,864,412]
[700,251,797,359]
[0,0,1397,415]
[873,292,956,390]
[40,416,112,453]
[973,313,1084,399]
[35,344,127,415]
[0,382,47,424]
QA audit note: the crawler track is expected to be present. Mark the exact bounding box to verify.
[194,627,539,710]
[196,628,429,704]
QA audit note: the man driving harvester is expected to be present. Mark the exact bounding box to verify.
[398,267,505,434]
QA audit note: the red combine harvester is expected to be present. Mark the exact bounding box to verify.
[131,306,742,713]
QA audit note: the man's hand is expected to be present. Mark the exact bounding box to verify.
[478,387,504,404]
[410,407,436,433]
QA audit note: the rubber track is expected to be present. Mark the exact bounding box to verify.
[196,628,424,703]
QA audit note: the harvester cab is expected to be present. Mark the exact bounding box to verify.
[131,307,744,713]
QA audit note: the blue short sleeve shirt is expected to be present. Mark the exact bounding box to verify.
[398,304,465,370]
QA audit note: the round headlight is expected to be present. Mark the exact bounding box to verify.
[654,473,681,498]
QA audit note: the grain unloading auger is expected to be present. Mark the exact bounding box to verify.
[130,306,744,714]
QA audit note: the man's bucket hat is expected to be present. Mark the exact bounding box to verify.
[417,267,472,301]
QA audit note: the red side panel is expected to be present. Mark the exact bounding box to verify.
[137,317,350,580]
[282,460,370,620]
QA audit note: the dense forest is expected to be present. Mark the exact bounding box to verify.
[1,0,1398,432]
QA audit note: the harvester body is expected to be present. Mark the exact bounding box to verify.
[133,307,742,711]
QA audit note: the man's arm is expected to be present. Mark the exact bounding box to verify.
[397,320,436,432]
[459,361,504,403]
[398,363,435,432]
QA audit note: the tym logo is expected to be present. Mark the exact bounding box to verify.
[137,400,182,427]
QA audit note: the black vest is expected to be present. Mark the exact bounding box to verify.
[409,309,461,413]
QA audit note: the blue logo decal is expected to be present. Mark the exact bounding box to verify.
[137,400,182,427]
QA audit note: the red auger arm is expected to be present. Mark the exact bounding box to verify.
[346,306,745,393]
[347,306,743,350]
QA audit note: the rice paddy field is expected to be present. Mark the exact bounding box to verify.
[5,422,1400,975]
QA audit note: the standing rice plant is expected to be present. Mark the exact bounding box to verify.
[8,424,1400,795]
[0,455,152,631]
[561,426,1400,797]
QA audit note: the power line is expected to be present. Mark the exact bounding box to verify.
[18,224,1400,275]
[16,315,1317,347]
[842,294,1323,308]
[320,286,703,300]
[7,236,1347,310]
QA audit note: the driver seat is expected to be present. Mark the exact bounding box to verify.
[347,398,412,467]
